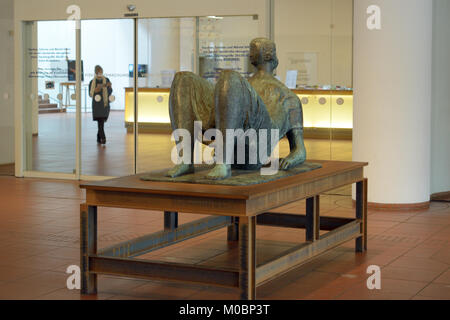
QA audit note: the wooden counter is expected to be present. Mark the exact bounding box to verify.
[125,87,353,95]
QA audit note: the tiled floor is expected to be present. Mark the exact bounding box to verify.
[0,175,449,300]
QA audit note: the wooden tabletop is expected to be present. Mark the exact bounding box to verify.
[80,160,367,201]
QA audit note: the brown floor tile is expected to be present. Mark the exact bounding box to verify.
[388,256,449,273]
[0,282,60,300]
[185,288,240,300]
[8,271,68,290]
[381,266,444,283]
[39,288,114,300]
[337,278,427,300]
[0,265,42,283]
[403,245,442,259]
[415,283,450,299]
[97,276,149,295]
[431,248,450,265]
[113,280,204,300]
[433,268,450,284]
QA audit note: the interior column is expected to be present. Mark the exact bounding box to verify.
[353,0,432,208]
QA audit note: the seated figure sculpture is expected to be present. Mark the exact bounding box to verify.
[167,37,307,180]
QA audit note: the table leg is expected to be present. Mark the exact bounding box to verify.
[80,204,97,294]
[355,179,368,252]
[306,195,320,241]
[227,217,239,241]
[59,84,62,109]
[65,86,69,110]
[164,211,178,231]
[239,216,256,300]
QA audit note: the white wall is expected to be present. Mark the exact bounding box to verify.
[179,18,196,72]
[14,0,270,31]
[0,0,15,165]
[274,0,353,87]
[148,18,181,87]
[431,0,450,195]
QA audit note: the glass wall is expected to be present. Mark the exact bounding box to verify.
[135,17,189,173]
[22,3,353,180]
[135,16,259,173]
[23,20,77,174]
[198,15,259,82]
[274,0,353,199]
[274,0,353,162]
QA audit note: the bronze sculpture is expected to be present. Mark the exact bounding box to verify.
[167,38,307,180]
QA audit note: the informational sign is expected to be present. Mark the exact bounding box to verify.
[285,70,298,89]
[199,44,252,82]
[286,52,317,86]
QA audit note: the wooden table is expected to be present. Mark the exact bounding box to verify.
[80,160,368,300]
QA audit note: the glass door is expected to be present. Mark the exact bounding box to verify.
[80,18,135,177]
[135,17,185,174]
[23,20,77,175]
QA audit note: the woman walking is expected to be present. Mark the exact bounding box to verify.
[89,65,112,144]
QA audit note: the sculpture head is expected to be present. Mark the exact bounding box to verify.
[249,38,279,72]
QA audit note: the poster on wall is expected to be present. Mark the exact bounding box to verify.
[285,52,317,86]
[67,60,84,81]
[45,81,55,89]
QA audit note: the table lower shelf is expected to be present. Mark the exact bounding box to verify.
[81,204,366,299]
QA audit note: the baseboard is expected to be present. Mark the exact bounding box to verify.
[430,191,450,202]
[0,163,15,176]
[352,199,430,211]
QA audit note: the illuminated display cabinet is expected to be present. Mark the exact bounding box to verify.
[124,87,353,139]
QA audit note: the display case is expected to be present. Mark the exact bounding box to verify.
[124,87,353,139]
[296,89,353,140]
[124,87,171,132]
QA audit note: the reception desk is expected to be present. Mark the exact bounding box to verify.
[124,87,353,139]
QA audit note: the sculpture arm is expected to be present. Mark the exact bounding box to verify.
[280,127,307,170]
